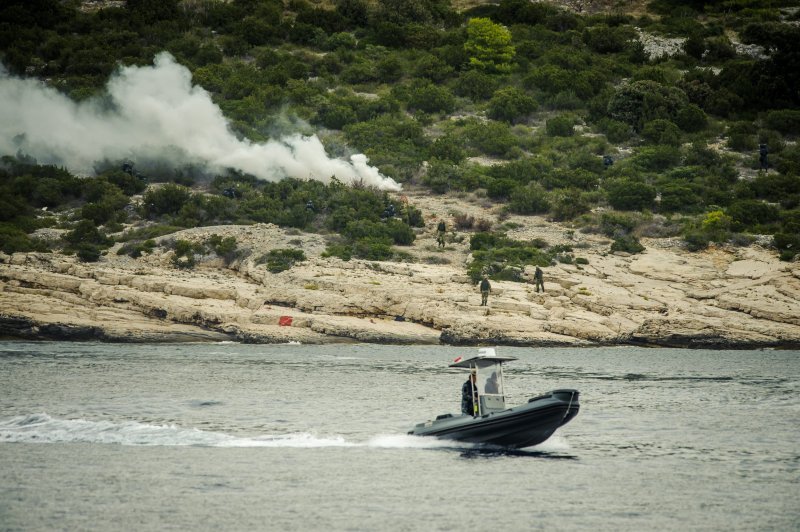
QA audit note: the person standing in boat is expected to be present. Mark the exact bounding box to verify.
[461,370,478,416]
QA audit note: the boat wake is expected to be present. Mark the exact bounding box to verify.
[0,414,354,448]
[0,414,572,454]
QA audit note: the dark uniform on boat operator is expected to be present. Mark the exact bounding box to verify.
[461,371,478,416]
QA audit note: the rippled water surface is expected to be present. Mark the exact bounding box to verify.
[1,342,798,531]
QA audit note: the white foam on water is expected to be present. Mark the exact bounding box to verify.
[525,433,570,452]
[0,414,569,452]
[0,414,353,448]
[367,433,477,450]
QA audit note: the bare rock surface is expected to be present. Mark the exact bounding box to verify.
[2,190,799,348]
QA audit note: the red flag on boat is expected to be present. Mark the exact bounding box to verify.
[278,316,293,326]
[453,356,462,363]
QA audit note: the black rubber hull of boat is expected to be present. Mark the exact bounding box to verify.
[409,389,579,449]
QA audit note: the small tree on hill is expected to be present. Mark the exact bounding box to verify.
[464,18,515,73]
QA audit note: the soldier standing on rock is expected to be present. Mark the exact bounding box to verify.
[534,266,545,293]
[436,219,446,248]
[759,144,769,172]
[479,275,491,306]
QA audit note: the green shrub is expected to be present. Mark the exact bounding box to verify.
[524,64,573,95]
[403,204,425,227]
[509,182,550,214]
[64,219,112,247]
[728,133,758,152]
[751,173,800,203]
[706,88,744,118]
[676,104,708,133]
[322,242,352,261]
[487,87,538,123]
[384,218,416,245]
[547,90,584,110]
[597,118,633,143]
[117,225,183,242]
[466,234,550,283]
[117,239,156,258]
[774,232,800,261]
[351,237,394,260]
[342,218,415,246]
[607,80,689,132]
[642,119,682,146]
[702,210,731,231]
[774,145,800,176]
[610,235,645,254]
[103,169,147,196]
[315,103,358,129]
[171,239,203,269]
[422,160,462,194]
[726,200,780,231]
[780,210,800,234]
[75,243,103,263]
[549,188,592,221]
[629,145,682,172]
[429,136,466,164]
[764,109,800,135]
[454,69,500,101]
[0,223,49,254]
[583,24,635,54]
[206,235,239,265]
[599,211,638,237]
[605,178,657,211]
[142,184,192,219]
[545,115,575,137]
[80,189,129,225]
[464,17,515,73]
[704,36,736,61]
[659,182,704,213]
[462,120,518,157]
[486,178,517,200]
[683,229,711,251]
[258,248,306,273]
[406,81,455,114]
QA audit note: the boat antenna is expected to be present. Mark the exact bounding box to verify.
[471,363,479,416]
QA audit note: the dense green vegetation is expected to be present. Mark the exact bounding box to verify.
[1,0,799,271]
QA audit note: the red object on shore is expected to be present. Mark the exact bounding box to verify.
[278,316,293,326]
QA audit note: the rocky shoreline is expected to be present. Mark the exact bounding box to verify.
[2,191,799,350]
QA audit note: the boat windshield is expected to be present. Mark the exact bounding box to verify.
[476,364,504,396]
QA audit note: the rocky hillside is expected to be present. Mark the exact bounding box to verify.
[3,187,799,348]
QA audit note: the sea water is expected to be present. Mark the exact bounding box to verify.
[0,342,798,531]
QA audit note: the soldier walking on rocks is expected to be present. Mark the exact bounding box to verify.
[534,266,545,293]
[479,275,491,306]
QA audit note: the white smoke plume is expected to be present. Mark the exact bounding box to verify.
[0,52,401,191]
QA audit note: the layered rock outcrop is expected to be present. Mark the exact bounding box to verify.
[2,191,799,348]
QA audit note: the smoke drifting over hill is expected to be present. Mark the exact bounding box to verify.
[0,52,401,191]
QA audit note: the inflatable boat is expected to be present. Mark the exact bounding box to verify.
[408,348,579,448]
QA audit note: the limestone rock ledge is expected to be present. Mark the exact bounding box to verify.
[1,225,800,348]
